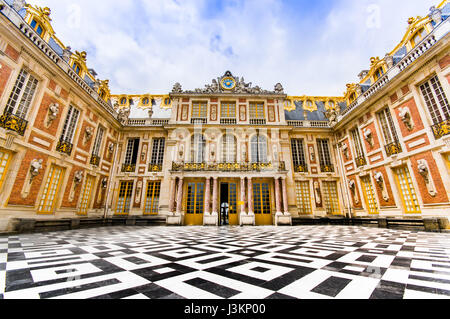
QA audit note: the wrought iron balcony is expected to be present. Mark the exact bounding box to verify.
[385,141,402,157]
[220,118,237,125]
[121,163,136,173]
[294,164,308,173]
[431,119,450,140]
[355,156,367,168]
[56,140,73,156]
[171,162,284,172]
[0,112,28,136]
[90,154,101,166]
[148,163,163,172]
[320,164,335,173]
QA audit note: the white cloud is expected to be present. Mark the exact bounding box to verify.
[26,0,439,96]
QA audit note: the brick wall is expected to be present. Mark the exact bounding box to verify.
[410,151,449,205]
[31,92,65,135]
[0,60,12,99]
[394,97,425,138]
[371,166,396,208]
[60,166,85,208]
[8,150,49,207]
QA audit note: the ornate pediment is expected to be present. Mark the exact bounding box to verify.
[171,71,285,95]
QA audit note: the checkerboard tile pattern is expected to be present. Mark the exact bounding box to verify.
[0,226,449,299]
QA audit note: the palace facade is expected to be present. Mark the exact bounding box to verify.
[0,0,449,232]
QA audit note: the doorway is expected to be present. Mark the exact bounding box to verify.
[220,182,238,226]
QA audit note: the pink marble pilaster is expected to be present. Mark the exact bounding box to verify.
[275,177,282,214]
[168,177,176,213]
[282,177,289,214]
[212,177,218,214]
[247,177,253,214]
[240,177,246,214]
[176,177,184,214]
[205,177,211,214]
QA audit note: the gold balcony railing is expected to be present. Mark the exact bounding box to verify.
[90,155,101,166]
[320,164,335,173]
[431,119,450,140]
[121,163,136,173]
[171,162,286,172]
[355,156,367,167]
[294,164,308,173]
[0,112,28,136]
[385,141,402,157]
[148,163,163,172]
[56,140,73,156]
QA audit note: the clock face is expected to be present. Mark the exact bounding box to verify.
[221,77,236,90]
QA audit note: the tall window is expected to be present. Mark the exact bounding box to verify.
[251,134,267,163]
[377,108,399,144]
[317,139,333,171]
[360,176,378,215]
[291,139,307,172]
[150,138,165,166]
[192,102,207,118]
[350,128,365,167]
[222,134,237,163]
[249,102,265,119]
[4,69,39,119]
[394,166,421,214]
[116,181,134,215]
[124,138,140,165]
[0,149,12,191]
[38,165,64,214]
[221,102,236,119]
[92,127,105,157]
[419,75,450,125]
[144,181,161,215]
[60,106,80,144]
[78,175,94,216]
[323,181,340,215]
[191,134,205,163]
[295,181,312,214]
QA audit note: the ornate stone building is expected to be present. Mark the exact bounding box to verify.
[0,0,449,232]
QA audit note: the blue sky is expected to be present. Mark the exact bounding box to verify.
[28,0,439,96]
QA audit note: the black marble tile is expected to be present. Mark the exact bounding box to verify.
[91,288,139,299]
[0,263,5,271]
[265,292,297,299]
[184,277,240,298]
[356,255,377,263]
[311,276,352,297]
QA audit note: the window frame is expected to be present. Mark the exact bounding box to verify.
[60,105,80,144]
[4,68,39,119]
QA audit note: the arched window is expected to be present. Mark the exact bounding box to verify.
[191,134,206,163]
[72,63,81,75]
[251,134,267,163]
[221,134,237,163]
[411,28,427,47]
[349,92,356,104]
[99,90,106,99]
[142,97,149,105]
[374,67,384,81]
[30,19,44,37]
[164,98,171,106]
[120,97,127,105]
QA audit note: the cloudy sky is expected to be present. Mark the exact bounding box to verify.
[27,0,438,96]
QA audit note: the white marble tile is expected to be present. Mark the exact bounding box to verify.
[226,261,294,281]
[30,263,102,283]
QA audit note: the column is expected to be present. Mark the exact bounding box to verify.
[168,177,176,214]
[247,177,253,215]
[176,177,184,215]
[282,177,289,215]
[212,177,218,215]
[205,177,211,215]
[275,177,282,214]
[240,177,246,214]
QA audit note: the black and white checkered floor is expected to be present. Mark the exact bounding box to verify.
[1,226,449,299]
